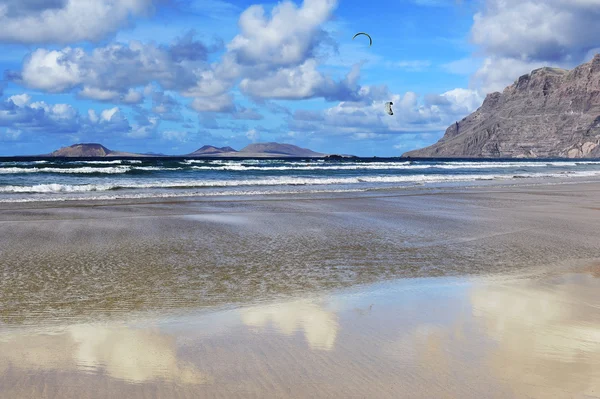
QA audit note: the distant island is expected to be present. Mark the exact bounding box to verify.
[403,54,600,158]
[42,142,329,158]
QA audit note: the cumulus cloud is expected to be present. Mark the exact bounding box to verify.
[0,96,136,139]
[245,128,260,142]
[240,59,361,101]
[150,90,182,120]
[0,0,155,44]
[190,94,235,113]
[287,86,483,139]
[471,57,552,94]
[12,0,368,118]
[188,0,350,103]
[227,0,337,67]
[18,32,217,98]
[470,0,600,93]
[7,93,31,107]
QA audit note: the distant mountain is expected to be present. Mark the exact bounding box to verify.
[187,145,238,156]
[238,142,324,157]
[46,143,146,157]
[403,54,600,158]
[186,142,326,158]
[41,142,331,158]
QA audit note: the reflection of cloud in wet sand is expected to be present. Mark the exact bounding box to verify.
[241,300,338,351]
[471,273,600,397]
[0,324,209,385]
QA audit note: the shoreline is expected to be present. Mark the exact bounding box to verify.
[2,174,600,210]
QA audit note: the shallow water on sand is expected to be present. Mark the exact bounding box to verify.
[1,269,600,398]
[2,183,600,397]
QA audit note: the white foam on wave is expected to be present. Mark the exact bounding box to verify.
[182,160,600,171]
[3,170,599,195]
[0,183,114,193]
[0,188,366,203]
[0,166,132,174]
[71,160,123,165]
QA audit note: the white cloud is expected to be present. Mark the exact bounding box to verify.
[88,109,98,123]
[470,57,553,94]
[7,93,31,107]
[470,0,600,93]
[245,128,259,142]
[50,103,77,120]
[0,0,154,44]
[80,86,121,102]
[13,0,364,115]
[240,59,361,101]
[227,0,338,67]
[190,94,235,113]
[123,89,144,104]
[100,107,119,122]
[128,116,158,139]
[288,86,483,138]
[0,98,131,138]
[21,48,85,92]
[19,36,214,97]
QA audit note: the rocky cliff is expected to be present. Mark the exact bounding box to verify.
[403,55,600,158]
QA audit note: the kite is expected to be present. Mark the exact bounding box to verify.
[352,32,372,46]
[385,102,394,116]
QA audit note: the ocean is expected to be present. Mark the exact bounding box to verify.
[1,157,600,203]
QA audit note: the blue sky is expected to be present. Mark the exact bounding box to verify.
[0,0,599,156]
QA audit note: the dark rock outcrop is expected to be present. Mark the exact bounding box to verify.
[403,55,600,158]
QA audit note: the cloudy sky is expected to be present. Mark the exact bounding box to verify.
[0,0,599,156]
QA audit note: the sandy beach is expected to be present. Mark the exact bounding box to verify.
[1,181,600,398]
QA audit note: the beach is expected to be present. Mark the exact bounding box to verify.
[1,180,600,398]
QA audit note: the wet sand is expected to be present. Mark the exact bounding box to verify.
[1,181,600,397]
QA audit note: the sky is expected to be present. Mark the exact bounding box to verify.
[0,0,599,156]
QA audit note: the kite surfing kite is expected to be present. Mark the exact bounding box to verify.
[385,102,394,116]
[352,32,372,46]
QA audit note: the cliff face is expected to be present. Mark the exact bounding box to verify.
[403,55,600,158]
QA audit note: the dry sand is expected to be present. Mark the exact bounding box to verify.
[1,181,600,398]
